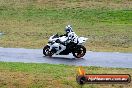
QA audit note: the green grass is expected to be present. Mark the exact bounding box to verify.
[0,62,132,88]
[0,0,132,52]
[0,5,131,23]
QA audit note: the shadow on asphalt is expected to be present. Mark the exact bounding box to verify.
[43,56,84,60]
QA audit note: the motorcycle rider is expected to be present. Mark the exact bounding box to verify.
[49,25,78,55]
[64,25,78,44]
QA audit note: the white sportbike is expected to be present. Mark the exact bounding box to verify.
[43,34,88,58]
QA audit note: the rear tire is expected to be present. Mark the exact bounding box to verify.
[72,45,86,58]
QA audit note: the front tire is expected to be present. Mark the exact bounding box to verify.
[72,45,86,58]
[43,45,53,57]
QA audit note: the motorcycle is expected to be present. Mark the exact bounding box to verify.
[43,34,88,58]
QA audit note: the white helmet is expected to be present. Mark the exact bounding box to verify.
[65,25,73,33]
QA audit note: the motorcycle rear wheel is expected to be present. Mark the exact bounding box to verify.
[72,45,86,58]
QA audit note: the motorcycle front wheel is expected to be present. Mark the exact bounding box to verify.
[43,45,53,57]
[72,45,86,58]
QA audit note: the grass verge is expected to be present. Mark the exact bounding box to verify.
[0,0,132,52]
[0,62,132,88]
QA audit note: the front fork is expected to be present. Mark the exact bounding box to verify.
[47,43,52,51]
[45,43,54,56]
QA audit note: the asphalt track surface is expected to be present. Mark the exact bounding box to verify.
[0,47,132,68]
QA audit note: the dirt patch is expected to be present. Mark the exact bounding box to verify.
[0,70,63,88]
[0,70,33,87]
[35,0,132,9]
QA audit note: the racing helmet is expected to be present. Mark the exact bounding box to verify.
[65,25,73,33]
